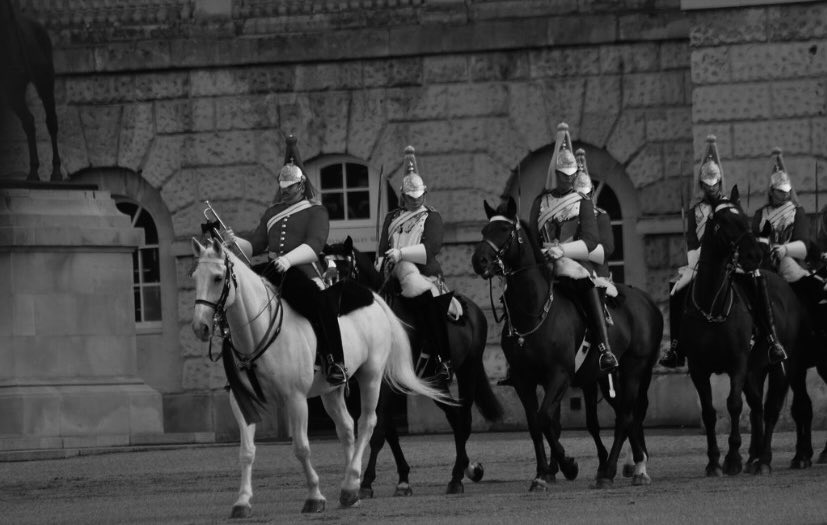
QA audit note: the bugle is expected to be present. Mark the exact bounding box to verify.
[202,200,252,265]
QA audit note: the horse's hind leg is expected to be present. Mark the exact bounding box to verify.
[743,370,765,473]
[689,368,722,476]
[33,73,60,181]
[342,373,382,507]
[514,382,553,491]
[285,395,326,513]
[789,365,813,469]
[8,88,39,181]
[722,372,746,475]
[228,393,256,518]
[538,372,578,482]
[321,387,356,468]
[582,383,608,477]
[437,393,472,494]
[756,367,790,474]
[383,394,412,496]
[360,384,391,499]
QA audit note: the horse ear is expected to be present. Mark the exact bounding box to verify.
[483,200,496,219]
[345,236,353,250]
[191,237,205,257]
[505,196,517,218]
[213,238,225,257]
[730,184,740,205]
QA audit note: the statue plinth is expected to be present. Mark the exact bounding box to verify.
[0,184,163,450]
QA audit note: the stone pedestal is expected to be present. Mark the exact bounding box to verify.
[0,183,164,450]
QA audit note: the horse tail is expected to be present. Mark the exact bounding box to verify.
[473,361,504,422]
[374,295,456,405]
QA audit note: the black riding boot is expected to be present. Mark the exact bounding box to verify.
[753,271,787,365]
[319,286,348,386]
[583,282,618,371]
[419,292,454,386]
[660,283,687,368]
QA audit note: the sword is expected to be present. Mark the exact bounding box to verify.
[374,164,385,247]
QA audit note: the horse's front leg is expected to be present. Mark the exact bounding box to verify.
[342,374,382,507]
[743,368,766,473]
[539,369,578,482]
[359,383,391,499]
[788,362,813,470]
[723,369,746,475]
[756,365,791,474]
[689,366,722,476]
[321,386,356,468]
[582,382,608,477]
[228,393,256,518]
[513,380,552,491]
[596,370,639,488]
[286,395,326,513]
[437,392,472,494]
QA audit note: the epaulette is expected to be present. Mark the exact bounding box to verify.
[426,205,437,212]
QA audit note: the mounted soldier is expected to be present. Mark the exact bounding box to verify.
[375,145,454,385]
[224,134,348,386]
[528,122,618,372]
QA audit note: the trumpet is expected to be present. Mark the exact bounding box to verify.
[203,200,252,265]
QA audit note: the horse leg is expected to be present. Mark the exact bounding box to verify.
[437,394,472,494]
[539,371,578,482]
[360,384,390,499]
[228,393,256,518]
[755,367,790,475]
[818,364,827,464]
[384,403,413,496]
[541,404,560,478]
[320,387,356,476]
[628,365,653,486]
[722,372,745,475]
[285,395,325,513]
[341,374,382,507]
[788,364,813,469]
[33,73,61,181]
[741,369,764,474]
[514,381,552,491]
[596,369,640,488]
[582,383,608,478]
[689,368,722,476]
[9,90,40,181]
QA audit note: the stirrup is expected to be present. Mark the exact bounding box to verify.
[767,339,788,365]
[659,342,685,368]
[497,372,514,386]
[326,362,348,386]
[435,358,453,386]
[599,350,619,371]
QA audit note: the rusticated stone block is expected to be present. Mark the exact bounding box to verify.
[440,245,477,277]
[255,129,283,178]
[732,119,810,157]
[182,131,258,167]
[294,62,363,91]
[770,80,826,119]
[626,143,664,188]
[644,235,670,268]
[690,48,731,84]
[242,165,277,207]
[347,88,387,160]
[178,323,203,358]
[599,43,659,74]
[548,14,618,45]
[423,55,469,83]
[530,48,601,79]
[668,235,688,268]
[663,141,694,179]
[692,124,733,161]
[428,187,502,223]
[483,118,530,173]
[118,103,154,171]
[474,154,512,197]
[692,84,770,123]
[171,202,203,238]
[580,112,618,150]
[177,289,195,324]
[646,108,692,142]
[623,71,684,107]
[387,57,423,87]
[215,95,279,131]
[181,357,211,390]
[606,110,646,164]
[93,40,172,73]
[142,135,184,188]
[661,41,690,71]
[543,77,587,136]
[730,42,827,82]
[408,120,468,154]
[134,73,188,101]
[639,177,682,215]
[813,117,827,157]
[191,166,249,202]
[190,70,248,97]
[767,3,827,41]
[507,82,551,151]
[79,105,122,167]
[584,75,621,114]
[159,169,196,213]
[618,11,688,42]
[65,75,136,104]
[175,256,196,291]
[722,158,768,208]
[448,275,488,308]
[307,91,350,154]
[689,8,767,47]
[155,100,192,134]
[191,99,215,131]
[470,51,530,81]
[56,105,90,176]
[645,267,674,303]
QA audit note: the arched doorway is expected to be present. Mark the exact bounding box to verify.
[503,143,645,287]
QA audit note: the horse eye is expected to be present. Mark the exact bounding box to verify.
[214,275,223,283]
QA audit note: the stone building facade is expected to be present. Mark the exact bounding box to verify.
[1,0,825,444]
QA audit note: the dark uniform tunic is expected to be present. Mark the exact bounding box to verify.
[377,206,444,278]
[246,200,329,279]
[751,201,810,255]
[528,188,599,274]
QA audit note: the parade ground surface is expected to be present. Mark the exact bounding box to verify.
[3,430,827,525]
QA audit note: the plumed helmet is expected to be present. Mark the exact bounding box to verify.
[698,135,724,188]
[551,123,577,175]
[400,145,427,198]
[769,147,792,192]
[572,148,593,195]
[278,134,306,188]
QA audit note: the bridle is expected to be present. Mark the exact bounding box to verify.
[481,215,554,346]
[690,202,749,323]
[194,254,237,342]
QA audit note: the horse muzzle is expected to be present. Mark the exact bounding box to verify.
[192,316,212,342]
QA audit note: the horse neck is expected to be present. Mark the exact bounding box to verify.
[223,255,274,354]
[504,250,550,309]
[694,241,732,311]
[356,251,383,290]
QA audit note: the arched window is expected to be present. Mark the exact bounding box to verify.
[592,181,625,283]
[115,199,162,326]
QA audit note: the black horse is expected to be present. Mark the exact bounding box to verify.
[0,0,61,181]
[472,197,663,490]
[679,186,807,476]
[324,236,503,496]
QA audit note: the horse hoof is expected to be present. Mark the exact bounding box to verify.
[632,473,651,486]
[465,462,484,482]
[541,473,557,484]
[393,483,413,497]
[757,464,772,476]
[560,457,579,481]
[622,464,635,478]
[592,477,613,489]
[339,489,360,508]
[446,480,464,494]
[359,487,374,499]
[705,465,723,477]
[528,479,548,492]
[301,499,326,513]
[723,459,742,476]
[790,457,812,470]
[230,504,252,518]
[818,451,827,464]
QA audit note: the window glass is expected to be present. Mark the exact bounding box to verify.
[347,191,370,219]
[322,193,345,221]
[346,163,369,188]
[320,164,343,190]
[142,285,162,321]
[116,198,162,324]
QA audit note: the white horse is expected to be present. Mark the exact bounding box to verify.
[190,238,452,517]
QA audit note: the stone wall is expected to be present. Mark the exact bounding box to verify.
[0,0,693,424]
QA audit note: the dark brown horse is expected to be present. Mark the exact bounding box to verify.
[1,0,61,181]
[679,186,808,476]
[472,197,663,490]
[324,236,502,497]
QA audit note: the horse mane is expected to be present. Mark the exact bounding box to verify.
[517,218,554,282]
